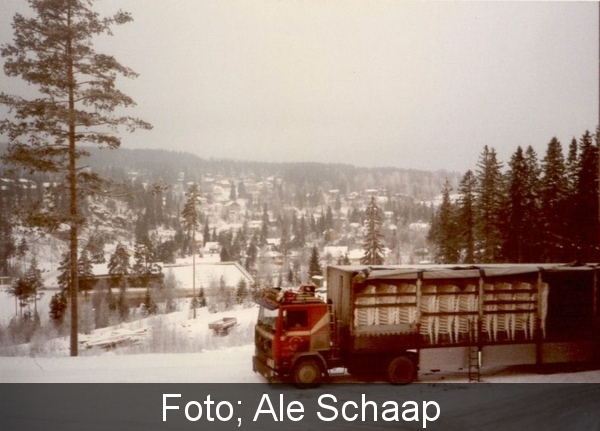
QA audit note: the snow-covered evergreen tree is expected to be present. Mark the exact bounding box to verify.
[236,279,248,305]
[182,183,201,256]
[77,249,96,294]
[308,245,322,278]
[108,243,130,290]
[141,288,157,315]
[360,197,386,265]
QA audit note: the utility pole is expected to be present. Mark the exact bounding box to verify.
[192,220,196,319]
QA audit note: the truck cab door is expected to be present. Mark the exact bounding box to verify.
[282,308,310,354]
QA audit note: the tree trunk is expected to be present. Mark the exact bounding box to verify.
[67,3,79,357]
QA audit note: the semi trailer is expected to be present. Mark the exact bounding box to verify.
[252,264,599,385]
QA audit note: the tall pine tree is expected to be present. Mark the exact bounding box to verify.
[573,130,599,262]
[108,243,130,290]
[430,179,459,263]
[456,170,476,263]
[77,249,96,295]
[521,146,541,261]
[504,146,536,262]
[539,137,568,261]
[0,0,150,356]
[475,146,505,262]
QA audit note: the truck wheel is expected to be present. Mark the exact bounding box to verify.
[293,358,322,387]
[387,355,416,385]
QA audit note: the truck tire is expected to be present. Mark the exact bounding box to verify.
[387,355,416,385]
[293,358,322,387]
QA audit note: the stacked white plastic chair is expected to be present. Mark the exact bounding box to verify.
[376,283,396,325]
[539,282,549,339]
[527,283,549,340]
[399,283,417,325]
[513,282,533,340]
[438,284,459,343]
[483,284,497,341]
[419,285,439,344]
[458,284,478,342]
[355,284,377,327]
[495,283,514,341]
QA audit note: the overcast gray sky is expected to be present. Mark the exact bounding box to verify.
[0,1,598,172]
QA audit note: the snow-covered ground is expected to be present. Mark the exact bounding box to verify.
[2,347,600,383]
[0,299,599,383]
[0,299,261,382]
[0,346,261,383]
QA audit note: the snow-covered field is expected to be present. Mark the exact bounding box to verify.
[1,299,599,383]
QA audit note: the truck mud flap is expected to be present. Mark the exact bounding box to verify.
[253,355,275,380]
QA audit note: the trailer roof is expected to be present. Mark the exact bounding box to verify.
[328,263,597,282]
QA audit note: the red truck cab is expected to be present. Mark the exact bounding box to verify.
[253,286,331,385]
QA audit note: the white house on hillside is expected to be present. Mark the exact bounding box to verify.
[164,261,253,291]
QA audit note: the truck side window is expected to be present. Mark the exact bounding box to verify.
[286,309,308,329]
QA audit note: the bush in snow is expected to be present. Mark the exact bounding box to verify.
[28,323,62,357]
[92,280,122,328]
[49,291,68,327]
[121,316,204,354]
[79,300,95,335]
[197,287,207,308]
[141,288,158,315]
[5,313,40,345]
[153,269,177,313]
[206,276,234,314]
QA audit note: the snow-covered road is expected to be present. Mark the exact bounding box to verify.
[2,345,599,383]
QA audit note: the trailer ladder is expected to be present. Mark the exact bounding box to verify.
[468,318,480,383]
[328,303,341,361]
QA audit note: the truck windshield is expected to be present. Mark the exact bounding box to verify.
[257,306,279,332]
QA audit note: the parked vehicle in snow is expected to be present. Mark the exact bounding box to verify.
[253,264,600,385]
[208,317,238,336]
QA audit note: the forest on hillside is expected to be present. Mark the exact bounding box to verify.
[0,143,458,278]
[79,145,457,199]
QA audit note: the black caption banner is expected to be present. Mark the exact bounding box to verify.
[0,383,598,431]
